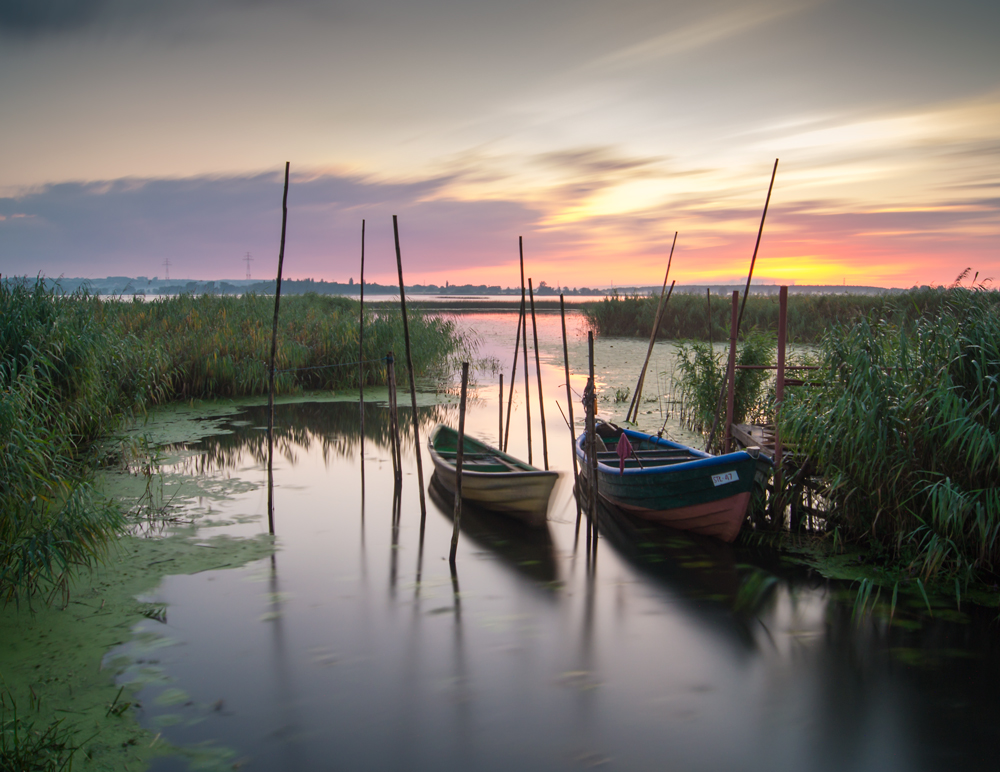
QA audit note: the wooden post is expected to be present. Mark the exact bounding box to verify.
[386,352,402,485]
[359,219,366,491]
[267,161,290,536]
[519,238,532,465]
[560,295,582,527]
[587,331,599,550]
[774,285,787,528]
[392,216,427,519]
[449,362,470,567]
[628,280,676,424]
[498,374,503,447]
[502,305,523,452]
[626,231,677,423]
[706,288,713,347]
[724,291,739,454]
[528,278,549,470]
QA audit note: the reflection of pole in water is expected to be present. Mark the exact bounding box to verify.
[560,295,582,543]
[266,552,304,769]
[449,564,473,764]
[389,482,401,597]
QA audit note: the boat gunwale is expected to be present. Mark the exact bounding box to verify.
[429,424,558,481]
[575,427,771,478]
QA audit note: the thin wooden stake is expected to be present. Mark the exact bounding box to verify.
[560,295,582,529]
[519,238,532,465]
[587,331,599,555]
[628,280,676,424]
[386,352,402,485]
[449,362,470,567]
[626,232,677,422]
[498,374,503,447]
[502,305,523,452]
[724,291,739,453]
[706,288,713,347]
[267,161,290,536]
[528,278,549,470]
[774,285,788,527]
[392,215,427,519]
[706,160,779,452]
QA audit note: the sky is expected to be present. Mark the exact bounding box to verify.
[0,0,997,288]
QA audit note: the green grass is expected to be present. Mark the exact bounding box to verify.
[1,692,80,771]
[582,287,979,343]
[779,285,1000,583]
[0,280,469,600]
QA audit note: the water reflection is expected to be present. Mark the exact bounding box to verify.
[117,399,1000,772]
[428,474,559,589]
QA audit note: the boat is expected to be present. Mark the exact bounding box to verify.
[575,422,771,542]
[428,424,558,527]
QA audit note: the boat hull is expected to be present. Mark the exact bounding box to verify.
[576,428,769,543]
[429,425,558,528]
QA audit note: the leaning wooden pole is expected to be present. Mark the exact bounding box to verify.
[560,295,582,527]
[628,279,676,424]
[498,374,504,447]
[449,362,470,567]
[392,216,427,519]
[626,232,677,422]
[519,238,532,465]
[502,308,523,452]
[773,285,788,527]
[706,160,778,452]
[528,278,549,470]
[738,159,779,332]
[386,352,402,485]
[267,161,290,535]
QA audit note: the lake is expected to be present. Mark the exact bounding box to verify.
[111,310,1000,772]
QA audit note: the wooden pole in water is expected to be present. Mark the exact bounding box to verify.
[392,216,427,519]
[737,159,778,333]
[587,331,599,549]
[267,161,290,536]
[724,291,739,454]
[773,285,787,526]
[386,352,402,485]
[626,232,677,423]
[627,280,676,424]
[449,362,470,567]
[706,160,778,452]
[706,288,713,347]
[498,374,503,447]
[502,304,523,453]
[560,295,582,528]
[528,278,549,470]
[519,238,532,465]
[359,219,366,490]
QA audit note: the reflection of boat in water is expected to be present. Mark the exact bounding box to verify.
[576,423,771,542]
[428,473,559,587]
[429,424,558,528]
[593,495,742,605]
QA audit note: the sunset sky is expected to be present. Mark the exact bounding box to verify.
[1,0,997,288]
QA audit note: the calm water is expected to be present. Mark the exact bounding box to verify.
[115,312,1000,772]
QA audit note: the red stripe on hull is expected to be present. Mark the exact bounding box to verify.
[605,491,751,543]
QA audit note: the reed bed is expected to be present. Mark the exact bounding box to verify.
[1,280,468,599]
[583,287,968,343]
[780,286,1000,583]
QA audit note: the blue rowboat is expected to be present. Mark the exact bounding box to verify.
[576,423,771,542]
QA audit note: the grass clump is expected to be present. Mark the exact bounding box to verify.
[1,691,81,771]
[779,286,1000,583]
[675,332,775,450]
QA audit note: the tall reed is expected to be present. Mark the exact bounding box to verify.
[780,286,1000,581]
